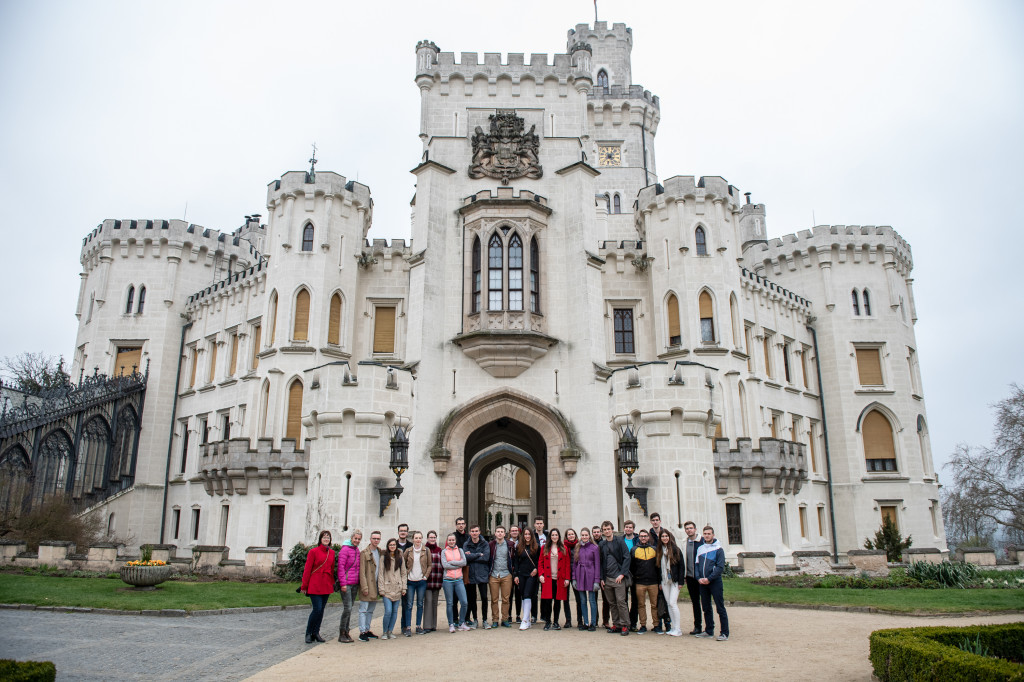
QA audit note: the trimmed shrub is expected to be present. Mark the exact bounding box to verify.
[905,561,981,589]
[275,543,309,582]
[0,660,57,681]
[870,623,1024,681]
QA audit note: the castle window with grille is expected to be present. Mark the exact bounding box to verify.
[301,223,314,252]
[726,503,743,545]
[613,308,634,354]
[864,410,897,472]
[695,227,708,256]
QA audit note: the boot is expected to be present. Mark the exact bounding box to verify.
[339,630,353,643]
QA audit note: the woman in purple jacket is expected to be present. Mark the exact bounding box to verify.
[572,527,602,631]
[335,530,362,643]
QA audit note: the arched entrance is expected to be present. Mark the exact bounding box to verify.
[436,389,579,532]
[465,418,547,528]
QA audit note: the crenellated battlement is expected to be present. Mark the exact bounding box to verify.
[364,238,413,258]
[185,260,267,307]
[266,170,371,209]
[567,22,633,47]
[588,84,659,108]
[80,218,261,265]
[461,188,548,208]
[754,224,913,275]
[739,266,812,311]
[636,175,745,214]
[419,49,591,85]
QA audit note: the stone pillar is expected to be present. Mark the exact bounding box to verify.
[0,540,27,563]
[846,549,889,576]
[244,547,283,577]
[737,551,776,577]
[193,545,229,573]
[904,547,943,565]
[149,544,177,563]
[954,547,997,566]
[37,541,73,566]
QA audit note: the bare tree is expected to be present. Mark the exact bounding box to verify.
[0,352,71,393]
[941,486,995,548]
[945,383,1024,539]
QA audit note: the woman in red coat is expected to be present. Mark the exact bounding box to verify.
[300,530,336,643]
[537,527,570,630]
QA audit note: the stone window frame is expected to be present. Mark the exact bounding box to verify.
[605,298,642,360]
[366,297,405,360]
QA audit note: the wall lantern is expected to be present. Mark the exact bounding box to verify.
[617,424,648,514]
[379,424,409,516]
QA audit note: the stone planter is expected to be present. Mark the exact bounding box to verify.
[119,564,172,589]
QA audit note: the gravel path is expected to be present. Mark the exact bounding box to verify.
[1,603,1020,681]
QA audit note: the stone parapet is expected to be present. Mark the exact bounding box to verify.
[192,545,229,574]
[846,549,889,576]
[792,550,831,575]
[714,437,808,495]
[37,541,75,566]
[0,540,27,562]
[904,547,945,564]
[737,551,776,577]
[954,547,997,566]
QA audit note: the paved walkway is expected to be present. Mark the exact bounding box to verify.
[1,604,1020,681]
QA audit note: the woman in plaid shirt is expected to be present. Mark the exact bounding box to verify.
[422,530,445,632]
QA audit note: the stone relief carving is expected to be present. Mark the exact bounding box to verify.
[469,110,542,184]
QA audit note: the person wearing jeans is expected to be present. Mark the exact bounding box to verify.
[630,529,660,633]
[403,531,431,635]
[599,521,631,636]
[422,531,444,632]
[462,525,491,628]
[440,533,470,632]
[681,521,704,635]
[336,530,362,643]
[377,538,407,639]
[695,525,729,641]
[300,530,336,644]
[572,527,601,630]
[357,531,383,641]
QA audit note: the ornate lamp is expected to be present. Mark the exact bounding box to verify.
[379,425,409,516]
[617,425,648,513]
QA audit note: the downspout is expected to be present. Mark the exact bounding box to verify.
[638,105,650,186]
[807,322,839,563]
[159,320,192,544]
[460,214,466,334]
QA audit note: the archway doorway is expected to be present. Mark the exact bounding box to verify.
[464,417,547,530]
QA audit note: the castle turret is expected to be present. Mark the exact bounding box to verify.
[568,21,633,88]
[738,193,768,251]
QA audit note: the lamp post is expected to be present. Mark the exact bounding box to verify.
[618,425,648,514]
[379,425,409,516]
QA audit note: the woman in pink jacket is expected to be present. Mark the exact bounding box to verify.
[335,530,362,643]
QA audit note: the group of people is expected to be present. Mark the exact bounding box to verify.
[299,512,730,644]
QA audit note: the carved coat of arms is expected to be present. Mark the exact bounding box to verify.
[469,110,542,184]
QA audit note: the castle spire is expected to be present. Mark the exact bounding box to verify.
[307,142,318,183]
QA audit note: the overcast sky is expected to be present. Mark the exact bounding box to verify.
[1,0,1021,476]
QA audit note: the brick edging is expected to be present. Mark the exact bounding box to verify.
[725,600,1024,618]
[0,602,341,617]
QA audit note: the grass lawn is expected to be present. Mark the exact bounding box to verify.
[724,577,1024,613]
[0,574,309,612]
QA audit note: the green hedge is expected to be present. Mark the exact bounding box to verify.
[0,660,57,682]
[870,623,1024,681]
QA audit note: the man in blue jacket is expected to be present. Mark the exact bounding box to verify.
[694,525,729,641]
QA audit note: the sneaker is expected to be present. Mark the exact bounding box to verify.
[403,628,412,637]
[689,628,703,636]
[620,627,629,636]
[458,623,472,631]
[449,625,456,633]
[467,619,477,629]
[606,627,618,634]
[501,620,513,628]
[358,632,369,642]
[553,623,561,631]
[652,625,663,634]
[637,626,647,634]
[695,632,713,638]
[366,631,379,640]
[516,616,521,623]
[668,630,683,637]
[588,625,596,632]
[483,621,492,630]
[717,634,729,641]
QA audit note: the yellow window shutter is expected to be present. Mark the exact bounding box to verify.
[667,294,680,341]
[208,343,217,383]
[881,505,899,530]
[373,306,396,354]
[698,291,713,319]
[856,348,883,386]
[328,294,342,345]
[286,380,303,442]
[808,428,818,472]
[189,349,197,387]
[229,334,239,376]
[115,347,141,377]
[293,290,310,341]
[863,411,896,459]
[251,325,261,369]
[714,421,723,438]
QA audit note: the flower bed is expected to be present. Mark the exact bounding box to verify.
[870,623,1024,681]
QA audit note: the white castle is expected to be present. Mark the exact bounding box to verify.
[58,19,944,564]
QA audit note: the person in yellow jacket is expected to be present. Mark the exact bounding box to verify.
[631,529,661,633]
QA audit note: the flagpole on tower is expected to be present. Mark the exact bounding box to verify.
[594,0,598,23]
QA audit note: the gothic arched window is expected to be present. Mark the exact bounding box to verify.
[695,227,708,256]
[666,293,681,346]
[33,430,73,506]
[293,289,310,341]
[286,379,303,443]
[488,234,503,311]
[530,237,540,314]
[852,289,861,316]
[508,233,524,311]
[110,407,139,490]
[328,293,342,346]
[699,290,716,343]
[0,446,31,518]
[862,288,872,316]
[596,69,609,90]
[863,410,897,472]
[613,194,621,214]
[471,236,482,313]
[75,417,110,499]
[125,286,135,314]
[301,224,314,252]
[137,286,146,314]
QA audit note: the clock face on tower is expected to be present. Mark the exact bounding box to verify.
[598,145,621,167]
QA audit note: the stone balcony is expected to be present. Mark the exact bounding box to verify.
[198,437,308,496]
[713,437,808,495]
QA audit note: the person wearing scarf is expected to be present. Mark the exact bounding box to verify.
[562,528,580,628]
[422,531,444,632]
[694,525,729,641]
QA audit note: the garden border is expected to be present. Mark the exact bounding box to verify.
[869,623,1024,680]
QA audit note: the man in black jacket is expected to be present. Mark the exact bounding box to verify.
[681,520,704,635]
[463,524,491,628]
[599,521,631,636]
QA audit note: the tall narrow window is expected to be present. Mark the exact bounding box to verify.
[726,503,743,545]
[799,506,808,539]
[666,294,681,346]
[808,421,819,473]
[471,237,482,313]
[596,69,608,90]
[328,294,342,345]
[219,505,230,544]
[207,339,217,384]
[172,509,181,540]
[508,233,523,311]
[137,286,146,314]
[863,289,872,316]
[301,224,314,252]
[856,348,884,386]
[229,333,239,376]
[268,291,278,344]
[530,237,540,314]
[779,503,790,547]
[179,425,189,474]
[762,333,774,378]
[852,289,861,315]
[880,505,899,530]
[188,347,197,388]
[125,286,135,314]
[293,289,310,341]
[191,508,201,541]
[699,291,715,343]
[613,194,621,214]
[695,227,708,256]
[286,379,303,443]
[250,325,261,369]
[268,505,285,547]
[744,324,754,372]
[221,414,230,441]
[782,342,792,383]
[863,410,897,472]
[613,308,634,354]
[372,306,396,354]
[818,507,827,538]
[488,234,503,311]
[801,345,810,389]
